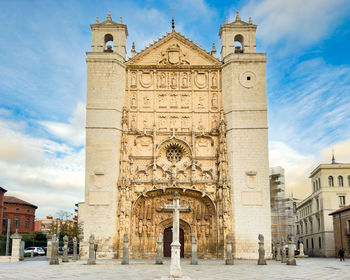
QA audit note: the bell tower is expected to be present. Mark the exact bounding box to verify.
[80,11,128,258]
[219,12,271,259]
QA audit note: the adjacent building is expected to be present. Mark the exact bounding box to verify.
[0,187,7,233]
[329,205,350,258]
[35,216,75,235]
[296,160,350,257]
[270,167,296,251]
[2,196,37,234]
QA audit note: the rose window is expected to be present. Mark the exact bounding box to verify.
[166,146,183,163]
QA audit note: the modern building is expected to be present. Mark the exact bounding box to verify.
[35,216,75,235]
[329,205,350,258]
[0,187,7,233]
[2,196,37,234]
[296,160,350,257]
[79,11,272,259]
[270,167,295,251]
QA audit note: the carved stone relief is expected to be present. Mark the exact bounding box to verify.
[131,71,137,88]
[158,93,167,108]
[140,71,152,88]
[158,72,167,88]
[195,72,207,89]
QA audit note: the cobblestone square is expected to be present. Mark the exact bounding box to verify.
[0,258,349,280]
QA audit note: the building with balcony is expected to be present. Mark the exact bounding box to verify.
[296,159,350,257]
[329,205,350,258]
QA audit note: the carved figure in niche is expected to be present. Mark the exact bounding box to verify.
[131,94,137,108]
[138,219,143,236]
[170,93,177,108]
[211,72,217,88]
[181,94,189,108]
[182,73,188,88]
[158,72,166,88]
[211,93,218,109]
[159,93,167,108]
[143,118,148,130]
[198,95,204,109]
[211,117,218,131]
[131,114,136,130]
[171,73,177,89]
[131,72,137,87]
[143,94,150,107]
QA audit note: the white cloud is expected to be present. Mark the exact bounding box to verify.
[240,0,350,50]
[39,102,85,147]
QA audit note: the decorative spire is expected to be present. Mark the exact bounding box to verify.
[107,10,112,21]
[95,16,99,24]
[249,16,252,24]
[211,43,216,57]
[235,11,241,21]
[332,149,336,164]
[131,42,136,57]
[225,16,228,24]
[120,16,123,24]
[172,16,175,31]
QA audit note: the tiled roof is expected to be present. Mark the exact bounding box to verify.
[4,196,37,209]
[0,186,7,192]
[329,205,350,215]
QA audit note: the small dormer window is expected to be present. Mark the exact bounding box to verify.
[104,34,113,52]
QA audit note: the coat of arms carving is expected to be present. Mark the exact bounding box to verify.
[159,44,190,65]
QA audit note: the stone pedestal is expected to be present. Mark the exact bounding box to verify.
[281,242,287,263]
[286,244,296,265]
[20,241,24,261]
[62,235,69,262]
[296,242,308,258]
[87,234,96,265]
[225,234,234,265]
[121,233,129,265]
[10,230,22,262]
[46,235,52,260]
[50,234,59,265]
[155,233,163,264]
[191,234,198,265]
[170,242,181,277]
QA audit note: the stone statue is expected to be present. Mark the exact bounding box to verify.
[225,233,234,265]
[257,234,266,265]
[73,236,79,261]
[299,242,305,256]
[155,233,163,264]
[49,234,59,265]
[87,234,96,265]
[121,233,129,265]
[62,235,69,262]
[191,234,198,265]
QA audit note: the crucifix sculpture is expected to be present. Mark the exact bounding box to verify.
[160,192,192,278]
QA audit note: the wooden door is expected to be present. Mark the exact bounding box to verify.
[163,227,184,258]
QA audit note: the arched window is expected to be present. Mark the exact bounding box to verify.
[328,176,334,187]
[234,34,244,53]
[104,34,113,52]
[338,176,343,187]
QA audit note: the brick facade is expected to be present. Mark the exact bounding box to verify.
[2,196,37,234]
[0,187,7,233]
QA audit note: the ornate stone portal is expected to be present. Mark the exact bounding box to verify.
[80,12,272,261]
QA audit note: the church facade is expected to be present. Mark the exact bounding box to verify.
[78,12,271,260]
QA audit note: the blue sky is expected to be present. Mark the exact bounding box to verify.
[0,0,350,218]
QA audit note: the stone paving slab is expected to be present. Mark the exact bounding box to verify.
[0,257,349,280]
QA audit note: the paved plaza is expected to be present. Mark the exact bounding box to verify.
[0,257,349,280]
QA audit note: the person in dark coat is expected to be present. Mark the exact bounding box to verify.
[338,249,345,261]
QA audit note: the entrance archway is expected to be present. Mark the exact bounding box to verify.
[163,227,184,258]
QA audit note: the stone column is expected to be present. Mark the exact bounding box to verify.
[276,242,281,261]
[73,237,79,261]
[50,234,59,265]
[170,204,181,277]
[225,234,234,265]
[191,234,198,265]
[286,235,296,265]
[10,230,22,262]
[257,234,266,265]
[46,234,52,260]
[62,235,69,262]
[87,234,96,265]
[155,233,163,264]
[121,233,129,265]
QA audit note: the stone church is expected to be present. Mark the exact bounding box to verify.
[78,11,271,260]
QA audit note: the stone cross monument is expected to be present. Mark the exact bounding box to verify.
[87,234,96,265]
[191,234,198,265]
[73,236,79,261]
[160,192,191,278]
[225,233,234,265]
